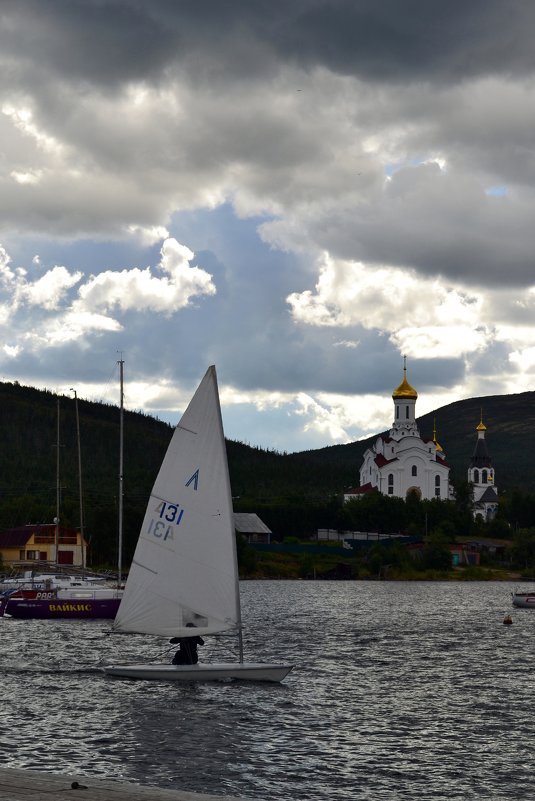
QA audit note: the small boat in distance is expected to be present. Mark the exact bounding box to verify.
[102,366,293,683]
[511,589,535,608]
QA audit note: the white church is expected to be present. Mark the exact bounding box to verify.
[344,362,453,502]
[344,363,500,517]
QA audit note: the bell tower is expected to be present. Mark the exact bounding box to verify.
[390,356,419,440]
[468,410,495,496]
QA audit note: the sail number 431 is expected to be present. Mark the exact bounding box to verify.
[147,501,184,541]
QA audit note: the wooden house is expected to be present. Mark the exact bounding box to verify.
[0,524,87,569]
[233,513,271,544]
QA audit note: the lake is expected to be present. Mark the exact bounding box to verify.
[0,579,532,800]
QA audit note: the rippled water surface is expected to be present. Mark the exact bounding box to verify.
[0,580,533,800]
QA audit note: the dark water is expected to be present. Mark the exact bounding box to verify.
[0,580,533,800]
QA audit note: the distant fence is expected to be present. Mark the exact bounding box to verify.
[250,536,422,557]
[250,543,351,556]
[316,529,412,542]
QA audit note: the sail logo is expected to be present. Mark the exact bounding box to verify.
[185,469,199,490]
[147,501,185,541]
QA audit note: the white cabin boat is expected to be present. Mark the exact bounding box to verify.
[512,590,535,608]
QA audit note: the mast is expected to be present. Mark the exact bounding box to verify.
[55,398,60,565]
[71,388,85,569]
[213,366,244,662]
[117,357,124,586]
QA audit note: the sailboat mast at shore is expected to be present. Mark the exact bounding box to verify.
[117,356,124,587]
[70,388,85,569]
[54,398,60,563]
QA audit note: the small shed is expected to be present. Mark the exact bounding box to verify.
[233,513,271,544]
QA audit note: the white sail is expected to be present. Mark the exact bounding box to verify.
[112,366,241,638]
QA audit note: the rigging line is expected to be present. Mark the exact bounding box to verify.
[131,559,158,575]
[100,359,122,405]
[176,423,198,435]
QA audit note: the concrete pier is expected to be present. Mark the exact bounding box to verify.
[0,768,248,801]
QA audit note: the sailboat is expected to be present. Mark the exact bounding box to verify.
[1,395,123,620]
[102,366,293,682]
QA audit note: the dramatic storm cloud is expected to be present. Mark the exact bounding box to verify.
[0,0,533,451]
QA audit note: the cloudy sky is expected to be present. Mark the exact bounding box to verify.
[0,0,533,453]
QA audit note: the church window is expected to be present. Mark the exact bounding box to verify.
[473,469,479,483]
[411,465,417,477]
[482,470,488,484]
[435,475,440,497]
[388,474,394,495]
[396,406,399,419]
[406,405,409,419]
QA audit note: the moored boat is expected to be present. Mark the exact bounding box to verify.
[0,362,128,621]
[511,590,535,608]
[0,572,122,618]
[2,586,122,619]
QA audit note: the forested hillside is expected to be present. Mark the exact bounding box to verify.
[0,380,533,566]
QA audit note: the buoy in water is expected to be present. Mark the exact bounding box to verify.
[503,614,513,625]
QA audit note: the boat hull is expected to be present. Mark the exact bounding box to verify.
[512,592,535,609]
[102,662,293,682]
[4,597,121,619]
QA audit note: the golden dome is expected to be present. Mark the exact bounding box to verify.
[476,409,486,431]
[392,367,418,400]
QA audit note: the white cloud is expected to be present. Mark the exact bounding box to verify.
[75,237,215,316]
[391,325,489,360]
[509,347,535,372]
[0,238,215,356]
[21,265,82,310]
[44,311,123,344]
[127,223,170,246]
[2,344,20,358]
[2,104,63,156]
[11,169,42,185]
[287,254,489,358]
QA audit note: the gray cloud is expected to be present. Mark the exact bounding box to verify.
[5,1,535,86]
[0,0,534,451]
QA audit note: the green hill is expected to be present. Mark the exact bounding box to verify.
[0,380,531,563]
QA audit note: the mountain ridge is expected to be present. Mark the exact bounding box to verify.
[0,380,531,561]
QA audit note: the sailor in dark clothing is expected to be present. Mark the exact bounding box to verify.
[170,623,204,665]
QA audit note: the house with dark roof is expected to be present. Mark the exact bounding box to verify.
[233,513,271,544]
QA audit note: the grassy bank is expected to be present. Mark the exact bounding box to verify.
[240,549,524,581]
